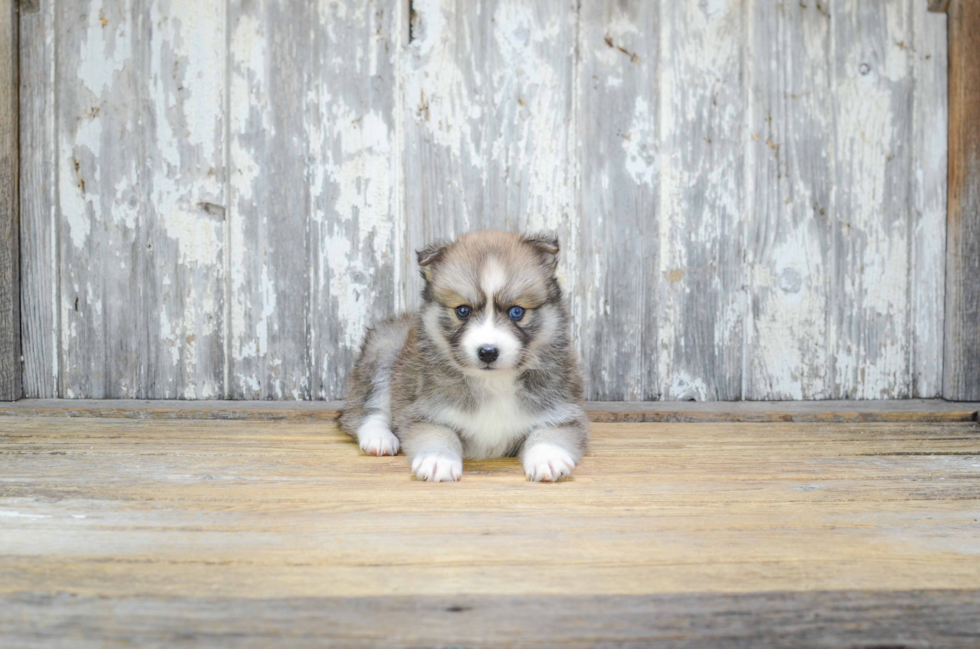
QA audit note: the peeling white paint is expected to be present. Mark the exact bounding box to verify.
[76,0,132,95]
[405,0,484,170]
[27,0,949,401]
[623,96,657,187]
[162,210,222,268]
[657,0,744,399]
[834,13,911,398]
[60,116,102,250]
[324,230,372,350]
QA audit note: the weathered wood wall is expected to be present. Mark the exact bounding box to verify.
[18,0,949,401]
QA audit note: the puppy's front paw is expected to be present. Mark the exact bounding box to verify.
[357,419,400,456]
[411,453,463,482]
[523,443,576,482]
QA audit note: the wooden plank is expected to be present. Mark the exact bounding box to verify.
[0,417,977,607]
[483,0,577,281]
[309,0,401,399]
[401,0,486,306]
[831,0,914,399]
[575,0,658,400]
[744,0,832,400]
[0,0,20,401]
[0,398,977,423]
[657,0,745,400]
[18,0,57,397]
[3,590,979,649]
[400,0,576,313]
[227,0,313,399]
[944,0,980,400]
[911,0,948,397]
[56,0,145,398]
[141,0,227,398]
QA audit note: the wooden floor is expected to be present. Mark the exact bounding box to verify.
[1,403,979,647]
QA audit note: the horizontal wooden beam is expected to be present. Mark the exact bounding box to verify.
[0,399,977,423]
[945,0,980,400]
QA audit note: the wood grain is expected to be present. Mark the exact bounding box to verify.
[309,0,401,399]
[944,0,980,400]
[657,0,744,400]
[745,0,833,400]
[911,0,948,397]
[227,0,313,399]
[3,590,980,648]
[56,0,145,398]
[17,1,56,398]
[576,0,658,400]
[15,0,953,401]
[832,0,914,399]
[0,415,978,644]
[0,0,19,401]
[141,0,228,399]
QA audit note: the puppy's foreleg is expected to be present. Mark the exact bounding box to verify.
[401,423,464,482]
[521,421,588,482]
[355,412,400,456]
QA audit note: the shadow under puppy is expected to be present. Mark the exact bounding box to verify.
[340,231,589,482]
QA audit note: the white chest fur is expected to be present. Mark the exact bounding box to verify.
[427,372,532,459]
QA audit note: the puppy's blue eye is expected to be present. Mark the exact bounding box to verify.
[508,306,525,321]
[455,305,472,319]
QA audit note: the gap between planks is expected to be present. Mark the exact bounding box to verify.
[0,399,977,423]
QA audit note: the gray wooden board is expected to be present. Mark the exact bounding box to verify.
[832,0,915,399]
[227,0,313,399]
[657,0,745,400]
[2,590,979,649]
[0,0,20,401]
[309,0,401,399]
[17,1,55,398]
[17,0,953,401]
[56,0,145,398]
[745,0,833,400]
[944,0,980,401]
[142,0,228,399]
[911,0,948,398]
[576,0,658,400]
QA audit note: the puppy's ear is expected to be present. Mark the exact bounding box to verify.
[417,241,449,282]
[524,233,560,273]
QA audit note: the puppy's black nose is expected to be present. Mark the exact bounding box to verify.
[478,346,499,364]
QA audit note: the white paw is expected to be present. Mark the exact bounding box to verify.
[357,417,400,456]
[523,443,576,482]
[411,453,463,482]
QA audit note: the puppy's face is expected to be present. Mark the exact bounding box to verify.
[419,231,562,375]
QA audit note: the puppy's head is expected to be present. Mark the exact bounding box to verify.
[418,231,563,375]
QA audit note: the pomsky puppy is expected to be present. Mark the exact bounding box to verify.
[340,231,589,482]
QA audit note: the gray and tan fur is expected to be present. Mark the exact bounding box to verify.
[340,231,589,482]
